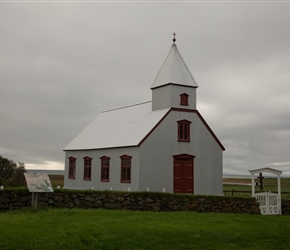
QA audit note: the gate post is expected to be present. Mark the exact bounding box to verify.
[251,173,255,197]
[278,173,281,215]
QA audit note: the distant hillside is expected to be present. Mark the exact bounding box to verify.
[26,169,64,175]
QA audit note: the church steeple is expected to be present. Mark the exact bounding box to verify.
[151,34,198,111]
[151,33,198,90]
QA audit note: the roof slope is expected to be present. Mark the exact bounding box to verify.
[64,102,170,151]
[151,43,198,89]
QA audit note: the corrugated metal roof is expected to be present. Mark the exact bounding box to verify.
[151,43,198,89]
[64,102,170,151]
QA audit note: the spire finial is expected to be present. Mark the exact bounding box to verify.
[173,32,176,44]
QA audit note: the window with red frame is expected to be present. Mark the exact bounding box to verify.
[100,156,110,182]
[120,155,132,183]
[180,93,189,106]
[178,120,191,142]
[68,157,76,179]
[83,156,92,181]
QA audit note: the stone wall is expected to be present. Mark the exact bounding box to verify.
[0,189,261,214]
[282,199,290,215]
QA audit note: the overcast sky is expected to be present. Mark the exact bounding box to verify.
[1,1,290,176]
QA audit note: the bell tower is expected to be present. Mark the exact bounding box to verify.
[151,33,198,111]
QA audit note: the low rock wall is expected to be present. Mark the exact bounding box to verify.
[282,200,290,215]
[0,189,261,214]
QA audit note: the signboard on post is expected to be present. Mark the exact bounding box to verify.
[24,173,54,209]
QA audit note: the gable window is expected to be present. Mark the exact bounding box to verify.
[178,120,191,142]
[120,155,132,183]
[100,156,110,182]
[83,156,92,181]
[180,93,189,106]
[68,157,76,180]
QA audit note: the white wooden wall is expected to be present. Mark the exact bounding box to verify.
[152,85,196,111]
[64,110,223,196]
[64,147,139,191]
[139,110,223,195]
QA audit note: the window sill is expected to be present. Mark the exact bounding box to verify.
[121,180,131,183]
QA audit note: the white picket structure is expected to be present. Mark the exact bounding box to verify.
[255,192,280,215]
[249,167,282,215]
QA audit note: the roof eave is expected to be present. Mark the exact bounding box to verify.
[151,82,198,90]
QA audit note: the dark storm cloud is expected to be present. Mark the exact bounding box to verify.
[1,2,289,175]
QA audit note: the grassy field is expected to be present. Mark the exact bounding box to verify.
[49,175,290,199]
[0,208,290,250]
[223,178,290,199]
[223,178,290,191]
[49,175,64,188]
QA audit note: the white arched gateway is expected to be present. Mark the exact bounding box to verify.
[249,167,282,215]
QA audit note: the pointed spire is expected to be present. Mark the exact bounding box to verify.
[151,36,198,89]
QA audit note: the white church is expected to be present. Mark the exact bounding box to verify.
[64,35,225,195]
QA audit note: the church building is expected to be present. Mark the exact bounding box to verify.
[63,35,225,195]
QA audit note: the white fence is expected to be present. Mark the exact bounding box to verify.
[255,192,281,215]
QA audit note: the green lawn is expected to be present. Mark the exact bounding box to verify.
[49,175,64,188]
[0,209,289,249]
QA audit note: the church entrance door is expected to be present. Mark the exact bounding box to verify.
[173,154,194,194]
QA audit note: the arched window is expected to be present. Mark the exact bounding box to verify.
[120,155,132,183]
[177,120,191,142]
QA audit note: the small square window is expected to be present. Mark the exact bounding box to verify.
[180,93,189,106]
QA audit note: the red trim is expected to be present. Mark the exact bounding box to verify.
[138,108,225,151]
[171,108,225,151]
[83,156,92,181]
[100,156,110,182]
[120,154,132,159]
[177,119,191,142]
[138,109,171,146]
[172,153,195,158]
[120,155,132,183]
[68,156,76,180]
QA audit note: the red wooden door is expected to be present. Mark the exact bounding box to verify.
[174,156,194,194]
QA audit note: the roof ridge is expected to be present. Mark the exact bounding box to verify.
[102,101,152,113]
[152,45,173,85]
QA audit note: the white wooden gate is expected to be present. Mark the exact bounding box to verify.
[249,168,282,215]
[255,192,280,215]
